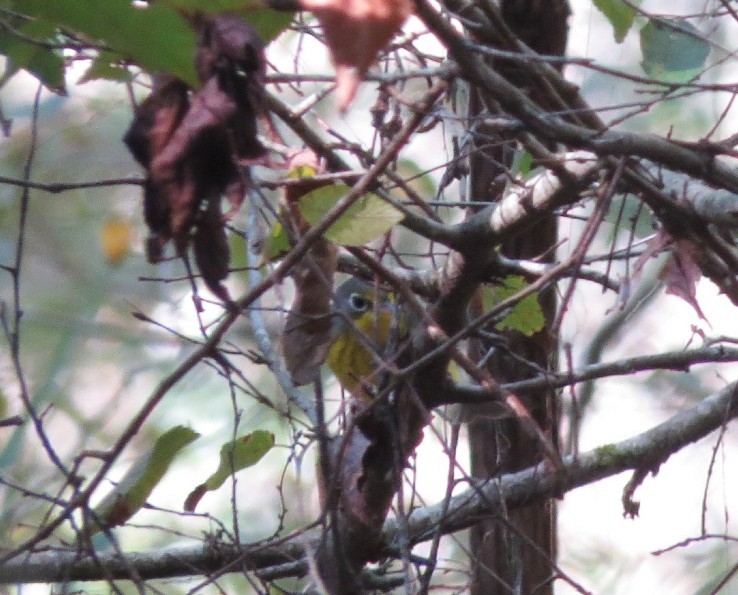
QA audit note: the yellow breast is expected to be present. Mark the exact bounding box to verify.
[326,309,397,398]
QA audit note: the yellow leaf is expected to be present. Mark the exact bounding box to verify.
[101,217,132,266]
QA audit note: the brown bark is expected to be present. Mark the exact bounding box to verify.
[464,1,570,593]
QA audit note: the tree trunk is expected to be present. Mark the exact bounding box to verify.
[465,1,570,593]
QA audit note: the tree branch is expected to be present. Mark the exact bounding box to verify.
[416,0,738,194]
[384,380,738,545]
[4,381,736,585]
[446,345,738,404]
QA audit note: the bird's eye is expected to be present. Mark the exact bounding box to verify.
[349,293,372,312]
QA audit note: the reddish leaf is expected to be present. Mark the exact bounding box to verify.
[194,14,266,161]
[124,78,190,170]
[633,230,706,319]
[660,241,707,320]
[184,484,207,513]
[299,0,413,109]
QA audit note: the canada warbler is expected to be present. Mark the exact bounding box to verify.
[326,277,407,399]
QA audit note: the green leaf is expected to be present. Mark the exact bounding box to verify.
[157,1,294,43]
[263,184,405,260]
[640,18,711,83]
[242,9,294,44]
[592,0,636,43]
[485,275,545,337]
[23,0,199,86]
[263,218,291,262]
[91,426,199,532]
[160,0,266,9]
[0,18,66,93]
[0,388,7,420]
[78,52,133,84]
[184,430,274,512]
[394,158,437,197]
[299,184,404,246]
[510,149,534,180]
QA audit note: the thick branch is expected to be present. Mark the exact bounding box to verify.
[5,381,736,585]
[416,0,738,194]
[446,345,738,404]
[0,540,308,584]
[384,380,738,546]
[451,150,600,250]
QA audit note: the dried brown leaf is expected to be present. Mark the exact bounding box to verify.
[195,15,264,82]
[633,230,706,319]
[192,198,231,301]
[280,150,339,384]
[282,237,338,384]
[299,0,413,109]
[124,16,266,292]
[150,76,238,246]
[124,77,190,169]
[124,79,190,246]
[196,15,266,160]
[660,241,707,320]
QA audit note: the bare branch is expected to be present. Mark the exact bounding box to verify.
[3,381,736,585]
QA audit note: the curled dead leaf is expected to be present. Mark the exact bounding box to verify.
[124,15,266,298]
[633,229,707,321]
[660,241,707,321]
[149,75,242,247]
[192,198,231,301]
[184,484,208,513]
[280,150,339,384]
[124,78,190,252]
[124,77,190,171]
[282,236,338,384]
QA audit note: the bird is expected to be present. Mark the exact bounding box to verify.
[326,277,408,401]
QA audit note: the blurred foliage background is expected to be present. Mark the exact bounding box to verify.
[2,0,738,593]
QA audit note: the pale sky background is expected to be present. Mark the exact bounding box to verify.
[3,1,738,593]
